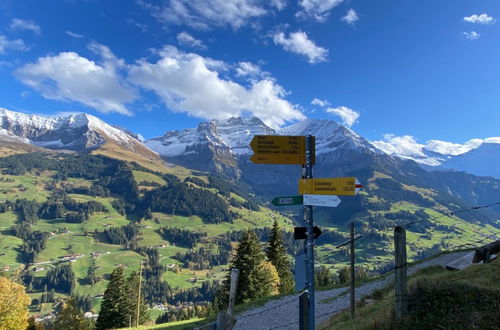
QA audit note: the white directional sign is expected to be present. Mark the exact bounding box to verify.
[303,194,341,207]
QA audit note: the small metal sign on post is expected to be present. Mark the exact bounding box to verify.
[250,135,315,165]
[295,253,306,292]
[271,195,304,206]
[299,177,362,196]
[303,194,341,207]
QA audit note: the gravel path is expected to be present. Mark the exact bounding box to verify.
[233,251,470,330]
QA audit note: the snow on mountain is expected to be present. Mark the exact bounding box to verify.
[279,118,379,154]
[0,108,159,159]
[371,133,500,178]
[438,143,500,178]
[146,117,275,157]
[0,128,31,144]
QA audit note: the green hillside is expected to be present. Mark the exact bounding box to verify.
[0,151,292,321]
[0,150,498,327]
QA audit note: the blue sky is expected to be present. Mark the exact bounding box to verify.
[0,0,499,155]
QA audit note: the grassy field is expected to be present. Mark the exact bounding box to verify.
[0,164,299,319]
[1,152,498,324]
[320,258,500,329]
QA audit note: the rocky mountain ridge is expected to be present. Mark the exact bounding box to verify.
[0,108,161,161]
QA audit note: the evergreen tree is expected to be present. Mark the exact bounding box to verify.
[126,271,150,326]
[337,267,350,285]
[225,230,275,305]
[96,266,129,330]
[266,220,294,293]
[53,298,90,330]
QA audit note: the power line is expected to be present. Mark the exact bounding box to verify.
[238,296,297,319]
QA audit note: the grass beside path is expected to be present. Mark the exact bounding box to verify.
[319,258,500,329]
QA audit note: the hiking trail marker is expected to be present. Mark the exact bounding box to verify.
[303,194,341,207]
[299,177,362,196]
[271,196,304,206]
[249,135,315,165]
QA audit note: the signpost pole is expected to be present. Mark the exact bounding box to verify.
[350,222,355,319]
[303,135,315,330]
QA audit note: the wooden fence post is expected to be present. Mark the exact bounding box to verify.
[394,226,408,319]
[225,268,240,329]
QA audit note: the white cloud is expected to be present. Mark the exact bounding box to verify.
[128,46,305,128]
[297,0,344,22]
[138,0,270,30]
[10,18,41,34]
[426,139,484,155]
[371,134,425,157]
[372,135,500,157]
[176,32,206,49]
[14,46,136,115]
[270,0,287,11]
[311,98,329,107]
[65,31,84,38]
[0,35,28,54]
[273,31,328,64]
[463,31,480,40]
[341,9,359,25]
[235,61,268,79]
[463,13,495,25]
[326,106,359,127]
[485,137,500,144]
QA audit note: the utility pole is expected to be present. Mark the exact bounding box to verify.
[303,135,315,330]
[350,222,355,319]
[394,226,408,319]
[136,260,143,328]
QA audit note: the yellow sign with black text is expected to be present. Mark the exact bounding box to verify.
[298,177,362,196]
[249,135,315,165]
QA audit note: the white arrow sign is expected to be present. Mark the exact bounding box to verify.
[303,194,341,207]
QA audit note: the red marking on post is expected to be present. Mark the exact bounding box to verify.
[355,184,363,188]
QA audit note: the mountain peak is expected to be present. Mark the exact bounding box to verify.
[0,108,160,161]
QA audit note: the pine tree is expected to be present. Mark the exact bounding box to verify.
[266,220,294,293]
[227,230,275,304]
[53,298,90,330]
[126,271,150,326]
[96,266,129,330]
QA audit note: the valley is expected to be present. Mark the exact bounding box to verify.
[0,109,499,327]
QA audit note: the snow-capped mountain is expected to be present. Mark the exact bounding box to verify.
[146,117,275,177]
[280,119,380,155]
[372,137,500,179]
[146,116,381,179]
[438,143,500,178]
[0,108,160,161]
[146,117,379,156]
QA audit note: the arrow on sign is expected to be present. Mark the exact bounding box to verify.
[271,195,304,206]
[303,194,341,207]
[294,226,322,240]
[299,177,363,196]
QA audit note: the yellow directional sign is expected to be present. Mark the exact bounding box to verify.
[298,177,362,196]
[250,135,315,165]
